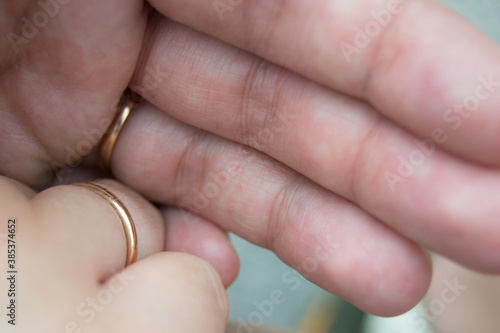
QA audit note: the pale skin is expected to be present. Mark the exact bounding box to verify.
[0,0,499,325]
[0,177,228,332]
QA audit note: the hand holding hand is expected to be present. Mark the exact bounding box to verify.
[2,0,500,316]
[0,177,228,332]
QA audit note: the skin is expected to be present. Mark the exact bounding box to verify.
[0,176,228,332]
[0,0,499,318]
[428,255,500,333]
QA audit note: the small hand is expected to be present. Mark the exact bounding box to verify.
[0,177,228,332]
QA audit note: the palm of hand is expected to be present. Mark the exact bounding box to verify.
[0,0,146,185]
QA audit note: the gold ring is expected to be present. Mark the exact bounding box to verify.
[99,92,137,170]
[72,182,138,267]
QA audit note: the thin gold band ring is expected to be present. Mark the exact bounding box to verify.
[72,182,138,267]
[99,93,137,170]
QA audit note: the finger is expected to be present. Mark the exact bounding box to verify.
[162,208,240,288]
[30,179,164,282]
[148,0,500,165]
[1,176,233,330]
[131,19,500,272]
[112,102,431,316]
[89,252,228,333]
[48,165,241,287]
[2,175,36,198]
[0,176,165,329]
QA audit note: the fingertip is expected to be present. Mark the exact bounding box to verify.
[338,240,432,317]
[163,209,240,287]
[291,220,433,317]
[368,245,432,317]
[196,234,240,288]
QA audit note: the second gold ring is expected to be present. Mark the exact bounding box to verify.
[99,92,137,170]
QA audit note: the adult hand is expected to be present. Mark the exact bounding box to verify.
[0,0,239,289]
[2,0,500,316]
[0,177,228,332]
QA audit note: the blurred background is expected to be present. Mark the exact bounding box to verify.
[226,1,500,332]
